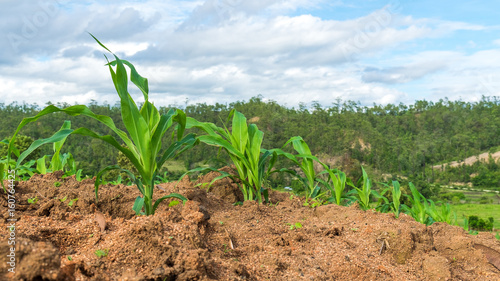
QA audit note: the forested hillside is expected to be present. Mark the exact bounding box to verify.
[1,96,499,197]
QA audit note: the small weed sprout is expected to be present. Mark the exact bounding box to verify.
[54,181,61,187]
[195,182,210,189]
[168,200,180,207]
[68,198,78,207]
[95,249,109,258]
[27,196,38,204]
[287,222,303,230]
[59,196,67,202]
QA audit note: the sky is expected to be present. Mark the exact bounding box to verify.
[1,0,499,108]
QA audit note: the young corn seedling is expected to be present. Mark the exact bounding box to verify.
[7,35,197,215]
[35,120,82,179]
[347,167,372,210]
[186,109,278,203]
[0,158,36,186]
[287,222,303,230]
[95,249,109,258]
[317,166,354,206]
[401,183,433,225]
[374,180,403,218]
[1,139,37,189]
[273,136,323,200]
[285,136,320,200]
[426,200,457,225]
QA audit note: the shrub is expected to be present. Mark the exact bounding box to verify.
[468,215,494,231]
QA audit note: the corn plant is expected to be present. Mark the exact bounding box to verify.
[426,200,457,225]
[154,171,170,184]
[401,182,432,225]
[1,140,37,189]
[347,167,372,210]
[186,109,278,203]
[317,167,354,205]
[284,136,320,199]
[6,35,197,215]
[272,136,323,200]
[399,182,457,225]
[374,180,403,218]
[34,120,83,179]
[463,216,470,231]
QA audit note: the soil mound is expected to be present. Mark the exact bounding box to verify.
[1,173,499,280]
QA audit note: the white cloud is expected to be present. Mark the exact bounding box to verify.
[0,0,498,109]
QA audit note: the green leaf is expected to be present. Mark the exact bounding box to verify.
[150,109,176,158]
[8,104,138,170]
[230,110,248,153]
[157,133,198,169]
[248,124,263,169]
[133,196,145,215]
[0,162,5,192]
[50,120,71,171]
[73,128,144,174]
[152,193,188,213]
[68,198,78,207]
[36,155,48,174]
[16,128,73,169]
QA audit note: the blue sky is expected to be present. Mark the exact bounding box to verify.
[1,0,499,108]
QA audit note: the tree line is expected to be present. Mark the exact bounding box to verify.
[1,95,499,196]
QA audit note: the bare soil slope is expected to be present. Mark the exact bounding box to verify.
[433,151,500,169]
[1,172,499,280]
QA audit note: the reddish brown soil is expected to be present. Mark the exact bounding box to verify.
[1,171,499,280]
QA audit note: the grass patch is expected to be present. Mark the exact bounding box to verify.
[451,204,500,230]
[442,189,500,204]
